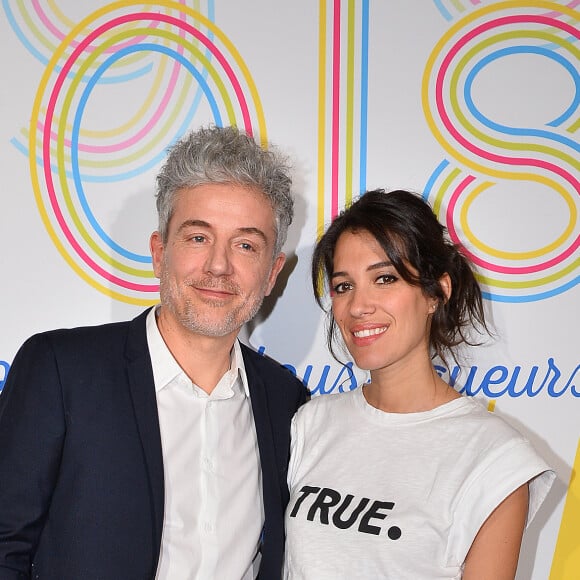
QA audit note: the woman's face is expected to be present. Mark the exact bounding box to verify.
[330,229,438,375]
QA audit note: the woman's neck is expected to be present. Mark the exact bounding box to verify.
[363,361,460,413]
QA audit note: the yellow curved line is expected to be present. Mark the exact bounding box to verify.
[16,0,69,59]
[43,38,173,140]
[449,29,580,172]
[51,25,236,275]
[450,0,466,13]
[422,0,579,182]
[37,26,236,170]
[19,0,149,70]
[37,50,174,142]
[49,0,266,141]
[460,181,577,259]
[35,4,209,140]
[475,257,579,287]
[433,167,462,216]
[46,0,158,28]
[568,117,580,133]
[30,0,262,302]
[155,0,269,144]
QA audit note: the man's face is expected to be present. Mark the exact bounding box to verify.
[150,183,286,340]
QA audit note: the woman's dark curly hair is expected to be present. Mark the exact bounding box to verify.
[312,189,489,365]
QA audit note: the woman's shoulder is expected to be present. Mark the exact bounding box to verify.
[294,388,359,423]
[452,396,527,441]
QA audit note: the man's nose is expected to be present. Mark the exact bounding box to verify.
[204,242,234,276]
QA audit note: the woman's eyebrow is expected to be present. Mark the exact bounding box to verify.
[331,261,393,279]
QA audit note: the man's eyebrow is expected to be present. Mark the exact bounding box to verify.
[177,219,210,233]
[331,261,393,279]
[236,227,268,244]
[177,221,268,243]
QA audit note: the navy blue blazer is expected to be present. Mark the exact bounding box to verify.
[0,309,306,579]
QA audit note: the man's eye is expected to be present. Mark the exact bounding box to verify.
[190,235,206,243]
[239,242,255,252]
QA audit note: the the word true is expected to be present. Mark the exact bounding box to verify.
[288,485,402,540]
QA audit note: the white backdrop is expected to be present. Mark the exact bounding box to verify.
[0,1,578,578]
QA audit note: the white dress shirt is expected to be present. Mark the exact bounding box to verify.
[147,308,264,580]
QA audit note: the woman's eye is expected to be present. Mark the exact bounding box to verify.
[332,281,351,294]
[377,274,397,285]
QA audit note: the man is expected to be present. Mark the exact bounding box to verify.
[0,126,307,579]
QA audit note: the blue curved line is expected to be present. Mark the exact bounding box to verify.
[12,136,79,179]
[2,0,153,84]
[20,37,214,183]
[470,46,580,128]
[3,0,53,65]
[432,0,453,21]
[483,274,580,303]
[423,159,450,199]
[464,46,580,152]
[14,135,169,183]
[19,71,211,184]
[70,44,222,262]
[10,136,29,156]
[359,0,369,195]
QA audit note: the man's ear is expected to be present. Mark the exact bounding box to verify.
[150,231,164,278]
[264,253,287,296]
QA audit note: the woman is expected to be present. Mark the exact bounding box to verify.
[284,189,554,579]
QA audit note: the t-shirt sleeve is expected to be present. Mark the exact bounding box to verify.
[446,437,555,565]
[287,413,302,488]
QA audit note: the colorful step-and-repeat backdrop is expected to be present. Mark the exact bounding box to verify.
[0,2,578,577]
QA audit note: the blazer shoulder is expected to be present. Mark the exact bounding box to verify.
[17,308,150,360]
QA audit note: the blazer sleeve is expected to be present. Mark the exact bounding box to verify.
[0,334,66,578]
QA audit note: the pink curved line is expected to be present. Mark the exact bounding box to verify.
[44,12,250,154]
[44,116,157,287]
[436,15,580,189]
[39,53,183,154]
[38,23,177,289]
[31,0,163,54]
[445,176,580,274]
[544,0,580,17]
[331,0,341,219]
[40,12,191,154]
[42,11,251,289]
[39,12,188,155]
[152,12,252,132]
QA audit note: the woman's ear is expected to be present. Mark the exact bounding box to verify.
[439,272,452,303]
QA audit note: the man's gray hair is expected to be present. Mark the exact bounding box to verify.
[155,125,294,255]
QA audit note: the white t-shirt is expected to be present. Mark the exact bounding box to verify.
[284,388,554,579]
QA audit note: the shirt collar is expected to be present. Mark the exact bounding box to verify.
[146,306,250,397]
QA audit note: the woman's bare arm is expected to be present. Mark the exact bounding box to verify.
[463,483,529,580]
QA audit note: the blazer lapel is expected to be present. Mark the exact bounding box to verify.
[242,346,283,512]
[125,309,165,564]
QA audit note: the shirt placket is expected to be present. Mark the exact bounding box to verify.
[198,396,219,578]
